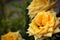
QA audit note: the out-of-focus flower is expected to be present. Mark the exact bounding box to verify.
[27,11,60,40]
[27,0,57,19]
[1,31,24,40]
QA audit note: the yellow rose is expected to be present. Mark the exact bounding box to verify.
[27,0,56,19]
[27,11,60,38]
[1,31,23,40]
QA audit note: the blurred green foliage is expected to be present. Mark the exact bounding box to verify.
[0,0,59,40]
[0,0,34,40]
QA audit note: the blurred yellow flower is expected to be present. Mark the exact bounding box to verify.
[1,31,23,40]
[27,0,56,19]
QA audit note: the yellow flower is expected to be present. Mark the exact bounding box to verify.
[27,0,56,19]
[1,31,23,40]
[27,11,60,40]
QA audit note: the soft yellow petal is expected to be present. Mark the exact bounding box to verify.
[44,32,52,37]
[54,28,60,33]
